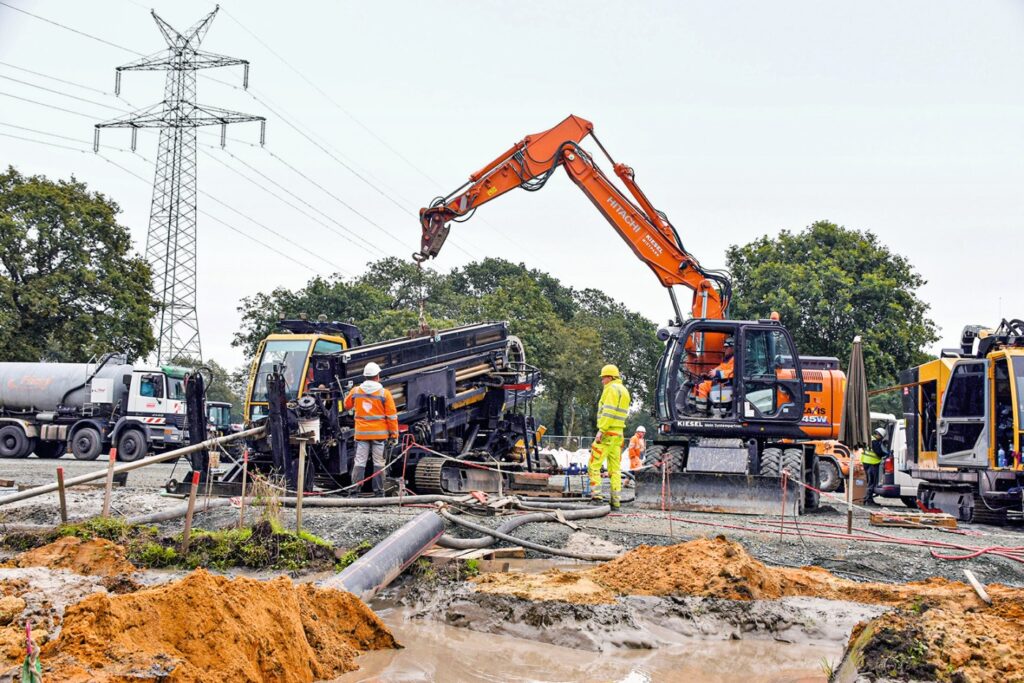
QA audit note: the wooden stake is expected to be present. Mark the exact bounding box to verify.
[295,441,306,534]
[181,471,201,554]
[56,467,67,525]
[238,449,248,529]
[964,569,992,605]
[101,448,117,518]
[847,448,858,535]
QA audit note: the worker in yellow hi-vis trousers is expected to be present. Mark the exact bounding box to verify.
[589,364,631,509]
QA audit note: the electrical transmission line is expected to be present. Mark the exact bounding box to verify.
[94,7,265,364]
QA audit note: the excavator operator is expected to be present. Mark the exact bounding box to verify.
[694,337,735,415]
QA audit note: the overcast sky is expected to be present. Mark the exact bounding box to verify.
[1,0,1022,371]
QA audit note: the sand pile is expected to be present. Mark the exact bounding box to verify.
[42,568,398,682]
[845,585,1024,683]
[5,536,136,577]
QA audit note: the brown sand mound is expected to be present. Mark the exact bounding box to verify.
[6,537,136,577]
[589,536,982,606]
[472,569,616,605]
[42,568,398,682]
[850,585,1024,683]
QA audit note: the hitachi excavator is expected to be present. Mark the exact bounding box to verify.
[416,114,846,514]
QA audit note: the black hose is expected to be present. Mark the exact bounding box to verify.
[439,507,620,562]
[438,504,610,550]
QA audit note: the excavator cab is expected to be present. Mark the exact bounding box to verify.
[657,319,806,435]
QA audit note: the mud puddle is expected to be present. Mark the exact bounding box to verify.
[332,606,837,682]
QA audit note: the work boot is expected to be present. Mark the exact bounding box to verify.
[610,492,621,510]
[590,494,605,505]
[350,465,366,496]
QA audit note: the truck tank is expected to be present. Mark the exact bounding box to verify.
[0,358,133,412]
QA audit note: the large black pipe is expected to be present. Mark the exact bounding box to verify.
[321,509,445,601]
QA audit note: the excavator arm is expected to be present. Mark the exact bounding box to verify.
[417,114,730,322]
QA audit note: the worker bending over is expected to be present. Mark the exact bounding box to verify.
[344,362,399,495]
[627,426,646,470]
[589,364,631,509]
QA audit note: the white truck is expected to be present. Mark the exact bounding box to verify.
[872,411,925,507]
[0,355,190,462]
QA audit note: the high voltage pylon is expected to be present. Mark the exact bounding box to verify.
[94,6,265,363]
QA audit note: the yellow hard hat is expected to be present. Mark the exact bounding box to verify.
[600,364,620,378]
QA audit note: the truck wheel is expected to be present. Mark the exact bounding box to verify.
[901,495,919,509]
[34,441,66,459]
[0,425,31,458]
[71,427,103,460]
[117,429,148,462]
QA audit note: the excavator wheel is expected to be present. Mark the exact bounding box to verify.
[781,448,803,479]
[758,447,783,476]
[642,445,666,468]
[662,445,686,473]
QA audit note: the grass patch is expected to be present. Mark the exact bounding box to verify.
[3,517,339,573]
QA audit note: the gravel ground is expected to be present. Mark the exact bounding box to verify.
[1,455,1022,587]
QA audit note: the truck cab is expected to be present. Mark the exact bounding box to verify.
[110,365,189,460]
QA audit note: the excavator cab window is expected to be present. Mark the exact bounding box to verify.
[738,327,804,422]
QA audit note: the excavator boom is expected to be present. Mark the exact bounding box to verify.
[418,115,729,322]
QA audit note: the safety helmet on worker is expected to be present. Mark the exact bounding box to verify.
[874,427,886,439]
[636,425,646,433]
[363,362,382,378]
[600,364,620,379]
[724,336,735,348]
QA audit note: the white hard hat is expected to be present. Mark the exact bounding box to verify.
[636,426,646,433]
[363,362,381,377]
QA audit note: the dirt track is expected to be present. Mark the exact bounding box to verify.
[2,455,1023,589]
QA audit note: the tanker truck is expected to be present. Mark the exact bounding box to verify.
[0,355,191,462]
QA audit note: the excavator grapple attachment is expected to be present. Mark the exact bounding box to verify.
[632,469,802,517]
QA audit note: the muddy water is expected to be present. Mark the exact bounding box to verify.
[331,606,837,683]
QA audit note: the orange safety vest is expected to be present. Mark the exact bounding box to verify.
[627,433,645,469]
[696,357,735,399]
[343,382,399,441]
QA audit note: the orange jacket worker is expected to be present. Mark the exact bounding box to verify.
[343,362,398,495]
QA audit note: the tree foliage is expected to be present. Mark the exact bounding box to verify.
[234,257,663,435]
[726,220,937,386]
[0,167,157,362]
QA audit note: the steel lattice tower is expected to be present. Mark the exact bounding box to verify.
[95,6,265,363]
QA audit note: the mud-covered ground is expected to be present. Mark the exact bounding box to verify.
[2,456,1023,589]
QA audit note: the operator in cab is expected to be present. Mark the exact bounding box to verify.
[589,364,631,509]
[344,362,399,496]
[694,337,735,415]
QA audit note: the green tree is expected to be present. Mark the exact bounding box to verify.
[726,220,937,386]
[0,167,156,361]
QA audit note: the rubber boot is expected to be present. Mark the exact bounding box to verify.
[610,491,621,510]
[371,463,384,496]
[350,465,366,496]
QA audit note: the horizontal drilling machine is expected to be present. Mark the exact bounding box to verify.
[171,320,546,496]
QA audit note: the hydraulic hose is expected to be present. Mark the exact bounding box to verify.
[438,504,610,550]
[439,507,620,562]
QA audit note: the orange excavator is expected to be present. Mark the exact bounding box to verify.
[417,115,846,514]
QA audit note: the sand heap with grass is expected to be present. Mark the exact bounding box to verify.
[4,536,136,577]
[42,568,398,682]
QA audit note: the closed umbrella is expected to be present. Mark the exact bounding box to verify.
[838,335,871,532]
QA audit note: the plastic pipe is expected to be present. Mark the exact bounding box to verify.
[438,504,609,550]
[322,509,445,601]
[0,427,265,507]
